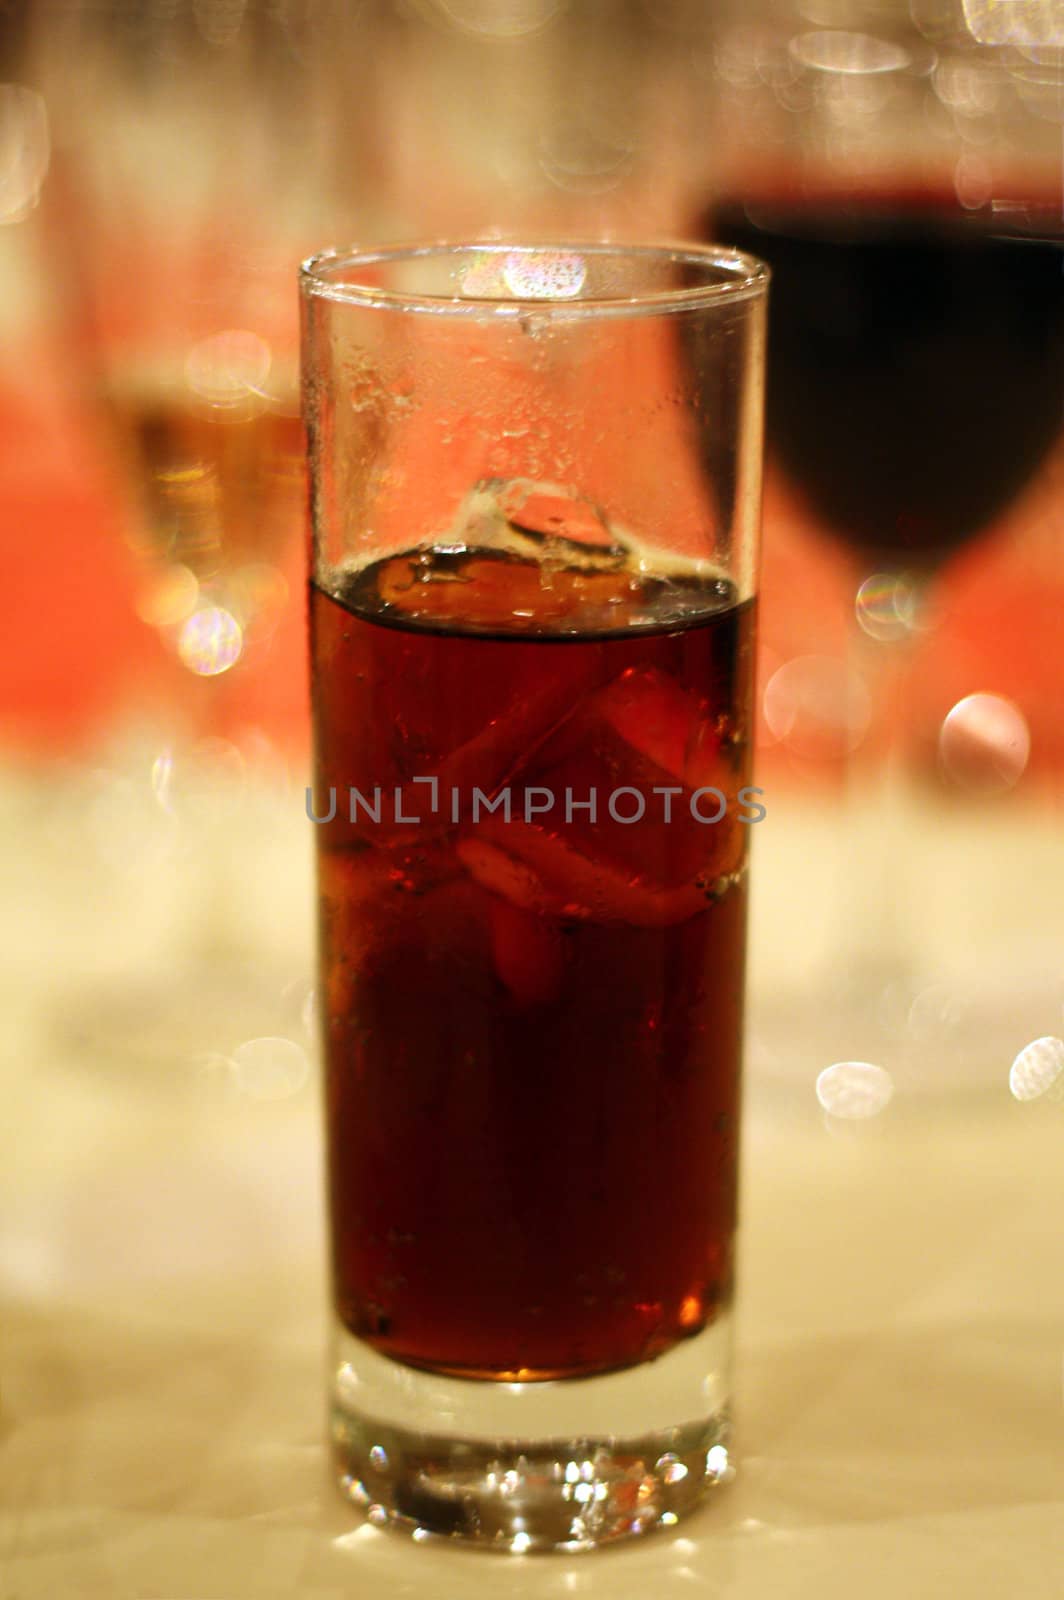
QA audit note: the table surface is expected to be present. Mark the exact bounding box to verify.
[2,766,1063,1599]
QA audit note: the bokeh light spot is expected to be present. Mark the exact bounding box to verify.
[763,655,871,758]
[177,606,243,676]
[962,0,1063,49]
[855,572,923,640]
[816,1060,894,1119]
[790,30,912,74]
[938,693,1030,794]
[1009,1036,1064,1102]
[185,329,271,408]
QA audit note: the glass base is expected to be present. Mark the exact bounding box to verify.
[330,1312,733,1552]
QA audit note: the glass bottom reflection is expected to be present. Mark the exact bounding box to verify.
[330,1311,734,1552]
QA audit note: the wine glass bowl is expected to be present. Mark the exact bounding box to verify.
[710,192,1064,576]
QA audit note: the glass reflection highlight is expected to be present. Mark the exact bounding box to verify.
[503,249,588,300]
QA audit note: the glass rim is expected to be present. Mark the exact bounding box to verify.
[298,239,769,319]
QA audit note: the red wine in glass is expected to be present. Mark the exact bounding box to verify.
[710,192,1064,569]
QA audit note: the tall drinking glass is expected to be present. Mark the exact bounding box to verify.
[301,242,767,1551]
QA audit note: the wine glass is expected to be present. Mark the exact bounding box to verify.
[26,4,330,1077]
[37,18,310,729]
[692,9,1064,1077]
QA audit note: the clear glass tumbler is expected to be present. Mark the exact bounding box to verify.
[300,242,768,1551]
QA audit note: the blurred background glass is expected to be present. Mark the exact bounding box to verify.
[666,0,1064,1086]
[689,1,1064,1022]
[0,0,1062,1096]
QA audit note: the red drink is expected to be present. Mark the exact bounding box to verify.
[710,194,1064,565]
[311,498,755,1382]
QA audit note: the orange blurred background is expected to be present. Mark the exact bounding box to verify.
[1,0,1062,799]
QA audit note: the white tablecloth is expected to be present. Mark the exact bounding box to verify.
[3,763,1062,1597]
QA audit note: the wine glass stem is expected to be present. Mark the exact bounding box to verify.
[842,572,934,1004]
